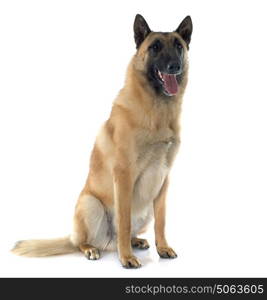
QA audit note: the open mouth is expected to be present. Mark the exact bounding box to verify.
[156,69,179,96]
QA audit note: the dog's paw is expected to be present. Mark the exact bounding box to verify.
[84,247,100,260]
[157,246,177,259]
[131,238,150,250]
[120,255,142,268]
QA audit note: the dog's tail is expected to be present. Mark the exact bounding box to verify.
[11,236,78,257]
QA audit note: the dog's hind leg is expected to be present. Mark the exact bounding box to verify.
[131,237,150,250]
[79,243,100,260]
[71,193,111,260]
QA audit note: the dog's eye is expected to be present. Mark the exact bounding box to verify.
[153,44,159,51]
[150,40,162,52]
[174,39,183,50]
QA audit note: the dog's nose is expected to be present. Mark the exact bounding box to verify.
[167,62,181,74]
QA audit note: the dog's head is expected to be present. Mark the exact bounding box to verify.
[133,14,192,97]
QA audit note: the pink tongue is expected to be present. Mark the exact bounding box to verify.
[162,73,178,95]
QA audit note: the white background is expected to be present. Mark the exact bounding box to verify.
[0,0,267,277]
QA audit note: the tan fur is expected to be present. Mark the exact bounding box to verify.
[12,237,77,257]
[12,29,190,267]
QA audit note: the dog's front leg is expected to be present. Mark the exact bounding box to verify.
[154,176,177,259]
[113,164,141,268]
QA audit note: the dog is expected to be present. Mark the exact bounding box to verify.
[12,14,193,268]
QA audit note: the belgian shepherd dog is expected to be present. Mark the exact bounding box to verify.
[12,14,193,268]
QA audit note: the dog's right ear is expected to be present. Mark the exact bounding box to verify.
[134,14,151,49]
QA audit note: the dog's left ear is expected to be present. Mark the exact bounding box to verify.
[134,14,151,49]
[176,16,193,49]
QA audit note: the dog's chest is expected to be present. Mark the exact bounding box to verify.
[130,135,176,234]
[132,132,177,208]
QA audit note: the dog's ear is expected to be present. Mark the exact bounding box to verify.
[176,16,193,49]
[134,14,151,49]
